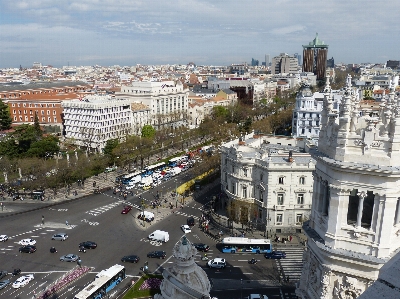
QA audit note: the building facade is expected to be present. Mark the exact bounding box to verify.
[271,53,299,75]
[296,76,400,299]
[119,80,189,130]
[221,134,314,234]
[62,95,133,151]
[302,33,328,81]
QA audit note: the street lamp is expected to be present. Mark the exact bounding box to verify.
[175,179,178,208]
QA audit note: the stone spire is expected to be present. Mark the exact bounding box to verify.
[155,236,212,299]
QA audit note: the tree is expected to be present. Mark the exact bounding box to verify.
[141,125,156,138]
[103,139,119,157]
[33,112,42,138]
[26,135,60,158]
[0,100,12,130]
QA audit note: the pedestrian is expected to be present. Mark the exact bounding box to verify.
[286,275,290,282]
[77,256,82,267]
[289,235,293,242]
[66,220,69,226]
[42,215,44,225]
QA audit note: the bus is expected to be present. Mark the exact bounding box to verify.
[121,171,142,185]
[74,264,126,299]
[221,237,272,254]
[143,162,166,176]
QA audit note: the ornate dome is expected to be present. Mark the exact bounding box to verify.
[155,236,212,299]
[298,82,313,98]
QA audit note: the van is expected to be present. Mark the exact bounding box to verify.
[148,230,169,242]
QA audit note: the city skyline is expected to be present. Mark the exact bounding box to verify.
[1,0,399,68]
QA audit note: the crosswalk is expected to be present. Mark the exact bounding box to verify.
[274,246,305,281]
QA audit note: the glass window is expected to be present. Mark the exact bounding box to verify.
[243,168,247,177]
[277,193,284,205]
[299,177,305,185]
[296,214,303,224]
[297,194,304,205]
[278,177,284,184]
[276,214,283,224]
[242,186,247,198]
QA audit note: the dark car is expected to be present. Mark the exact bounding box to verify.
[0,271,7,280]
[193,243,210,252]
[19,245,36,253]
[0,279,11,290]
[264,251,286,259]
[79,241,97,249]
[187,217,195,227]
[121,255,140,263]
[121,205,133,214]
[147,251,166,259]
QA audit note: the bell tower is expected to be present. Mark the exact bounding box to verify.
[296,76,400,299]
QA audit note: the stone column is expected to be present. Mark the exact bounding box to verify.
[356,191,366,228]
[395,198,400,225]
[376,194,397,257]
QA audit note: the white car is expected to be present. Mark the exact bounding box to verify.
[18,239,36,246]
[181,225,191,234]
[12,274,34,288]
[0,235,8,242]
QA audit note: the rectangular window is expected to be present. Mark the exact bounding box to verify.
[260,173,263,181]
[24,116,28,121]
[242,186,247,198]
[41,110,44,115]
[299,177,305,185]
[277,193,284,205]
[347,189,359,225]
[41,117,45,122]
[276,214,283,224]
[278,177,284,184]
[47,110,50,115]
[48,117,51,122]
[296,214,303,224]
[243,169,247,177]
[297,194,304,205]
[260,190,264,202]
[30,116,33,121]
[224,173,227,183]
[14,116,17,121]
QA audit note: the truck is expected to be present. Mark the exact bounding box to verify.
[148,230,169,242]
[138,176,153,188]
[171,167,182,176]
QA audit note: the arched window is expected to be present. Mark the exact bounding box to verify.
[299,177,305,185]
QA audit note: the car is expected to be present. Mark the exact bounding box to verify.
[19,245,36,253]
[121,205,133,214]
[126,185,135,190]
[60,254,79,262]
[147,251,166,259]
[207,258,226,269]
[79,241,97,249]
[187,217,195,227]
[264,251,286,259]
[181,225,191,234]
[0,270,7,280]
[193,243,210,252]
[105,166,117,173]
[0,235,8,242]
[246,294,269,299]
[143,185,152,191]
[0,279,11,290]
[12,274,34,288]
[18,238,36,246]
[52,233,68,241]
[121,255,140,263]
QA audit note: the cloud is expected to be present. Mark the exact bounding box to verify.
[270,25,306,36]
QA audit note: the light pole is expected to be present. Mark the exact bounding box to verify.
[175,179,178,208]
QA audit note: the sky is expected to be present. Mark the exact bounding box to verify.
[1,0,399,68]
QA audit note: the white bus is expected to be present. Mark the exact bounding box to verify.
[74,264,126,299]
[221,237,272,254]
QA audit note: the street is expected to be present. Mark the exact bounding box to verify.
[0,176,303,299]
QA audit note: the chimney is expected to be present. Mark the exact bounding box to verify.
[288,150,293,163]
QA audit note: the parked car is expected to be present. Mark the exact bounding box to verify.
[19,245,36,253]
[193,243,210,252]
[207,258,226,269]
[60,254,79,262]
[264,251,286,259]
[0,279,11,290]
[187,217,195,227]
[18,238,36,246]
[105,166,117,173]
[52,233,68,241]
[79,241,97,249]
[126,185,135,190]
[181,225,191,234]
[0,235,8,242]
[0,270,7,280]
[147,251,166,259]
[121,205,133,214]
[12,274,34,288]
[121,255,140,263]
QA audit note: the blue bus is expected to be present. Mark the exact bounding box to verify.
[74,264,126,299]
[221,237,272,254]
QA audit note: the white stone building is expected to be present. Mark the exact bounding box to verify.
[220,134,314,234]
[119,80,189,130]
[292,81,343,140]
[62,94,133,151]
[296,76,400,298]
